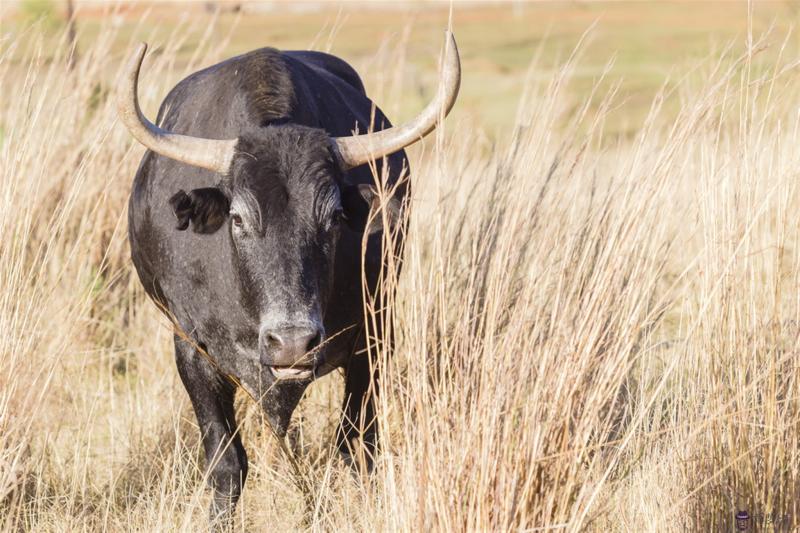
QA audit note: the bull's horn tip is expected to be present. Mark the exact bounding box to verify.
[132,42,148,61]
[443,32,459,70]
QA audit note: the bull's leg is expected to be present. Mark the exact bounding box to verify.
[174,336,247,526]
[337,354,378,472]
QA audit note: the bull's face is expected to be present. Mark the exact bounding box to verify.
[167,125,390,380]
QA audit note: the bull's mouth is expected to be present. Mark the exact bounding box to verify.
[269,365,315,381]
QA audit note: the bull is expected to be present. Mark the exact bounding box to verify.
[117,32,460,522]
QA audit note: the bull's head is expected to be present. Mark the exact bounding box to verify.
[118,33,460,380]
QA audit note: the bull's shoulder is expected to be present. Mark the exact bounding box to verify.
[283,50,366,95]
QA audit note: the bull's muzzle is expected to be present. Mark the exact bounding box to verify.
[259,325,322,380]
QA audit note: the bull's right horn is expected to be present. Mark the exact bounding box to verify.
[333,31,461,170]
[118,43,237,175]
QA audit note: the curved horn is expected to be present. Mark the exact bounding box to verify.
[333,31,461,170]
[118,43,237,175]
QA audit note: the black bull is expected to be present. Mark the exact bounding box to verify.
[119,33,459,520]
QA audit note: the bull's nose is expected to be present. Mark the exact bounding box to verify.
[260,326,322,369]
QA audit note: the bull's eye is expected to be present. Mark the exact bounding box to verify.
[231,213,243,228]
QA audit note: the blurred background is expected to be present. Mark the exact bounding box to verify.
[3,1,799,135]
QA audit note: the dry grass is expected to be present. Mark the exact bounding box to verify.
[2,12,800,533]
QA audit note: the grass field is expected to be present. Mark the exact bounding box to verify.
[2,1,800,531]
[5,1,800,132]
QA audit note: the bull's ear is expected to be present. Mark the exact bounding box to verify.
[168,188,230,234]
[342,184,401,235]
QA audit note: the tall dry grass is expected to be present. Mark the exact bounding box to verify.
[1,15,799,532]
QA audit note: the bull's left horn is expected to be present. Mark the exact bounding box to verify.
[333,31,461,170]
[118,43,237,175]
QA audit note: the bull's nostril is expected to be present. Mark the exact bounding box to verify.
[266,332,282,347]
[306,332,321,353]
[260,326,323,367]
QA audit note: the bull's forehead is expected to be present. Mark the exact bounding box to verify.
[231,125,342,227]
[232,165,340,236]
[237,125,338,193]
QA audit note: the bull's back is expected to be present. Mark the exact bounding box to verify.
[285,50,366,95]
